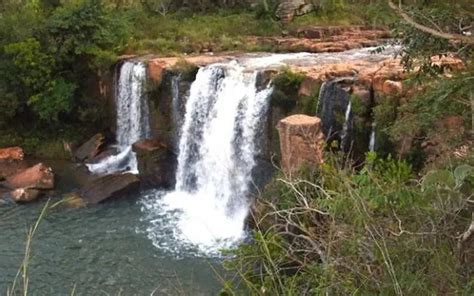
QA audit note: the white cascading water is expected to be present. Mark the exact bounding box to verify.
[87,61,151,175]
[369,121,376,152]
[142,62,272,255]
[341,101,352,150]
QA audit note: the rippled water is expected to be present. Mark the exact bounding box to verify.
[0,161,222,295]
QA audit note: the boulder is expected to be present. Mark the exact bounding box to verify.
[277,115,324,174]
[74,133,106,162]
[77,173,140,204]
[0,147,24,161]
[9,188,41,203]
[382,80,403,96]
[132,139,177,188]
[5,163,54,190]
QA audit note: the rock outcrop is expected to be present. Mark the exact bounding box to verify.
[250,26,389,53]
[74,173,140,204]
[277,115,324,174]
[132,139,177,188]
[0,162,54,203]
[74,133,106,162]
[4,163,54,190]
[277,0,315,25]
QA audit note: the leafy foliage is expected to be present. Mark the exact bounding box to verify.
[0,0,129,132]
[223,153,474,295]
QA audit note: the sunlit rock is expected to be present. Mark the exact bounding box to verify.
[5,163,54,190]
[277,114,324,174]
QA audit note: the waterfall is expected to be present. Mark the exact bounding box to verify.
[87,61,151,175]
[369,122,376,152]
[142,61,272,255]
[340,101,352,151]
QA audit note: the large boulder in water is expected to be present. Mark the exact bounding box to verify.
[76,173,140,204]
[74,133,106,162]
[277,114,324,174]
[132,139,177,188]
[4,163,54,190]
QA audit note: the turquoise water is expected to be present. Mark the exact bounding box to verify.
[0,161,223,295]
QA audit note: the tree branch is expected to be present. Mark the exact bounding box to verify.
[388,0,474,44]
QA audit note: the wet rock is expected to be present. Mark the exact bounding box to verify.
[277,114,324,174]
[77,173,140,204]
[316,78,353,149]
[86,146,121,164]
[74,133,106,162]
[132,139,177,188]
[9,188,41,203]
[4,163,54,190]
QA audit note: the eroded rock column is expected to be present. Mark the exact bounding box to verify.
[277,114,324,175]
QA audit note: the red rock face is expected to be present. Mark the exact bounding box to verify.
[148,60,167,84]
[0,147,24,161]
[277,115,324,175]
[6,163,54,190]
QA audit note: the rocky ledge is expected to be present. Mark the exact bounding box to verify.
[0,147,55,203]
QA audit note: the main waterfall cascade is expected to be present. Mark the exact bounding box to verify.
[87,61,151,175]
[142,61,273,255]
[139,47,399,256]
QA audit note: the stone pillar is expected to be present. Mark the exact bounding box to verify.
[277,114,324,175]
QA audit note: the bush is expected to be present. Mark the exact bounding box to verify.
[223,153,474,295]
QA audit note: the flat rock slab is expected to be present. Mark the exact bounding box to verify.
[5,163,54,190]
[74,133,106,162]
[79,173,140,204]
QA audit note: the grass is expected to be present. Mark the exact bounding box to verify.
[121,2,398,56]
[5,199,67,296]
[222,153,474,295]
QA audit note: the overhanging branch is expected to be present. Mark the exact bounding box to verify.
[388,0,474,44]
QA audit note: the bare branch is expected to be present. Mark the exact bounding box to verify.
[388,0,474,44]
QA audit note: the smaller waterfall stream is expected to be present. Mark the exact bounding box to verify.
[340,101,352,151]
[369,122,376,152]
[87,61,151,175]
